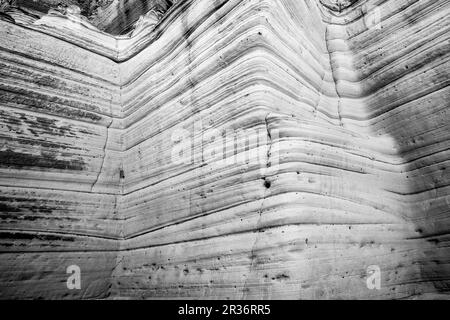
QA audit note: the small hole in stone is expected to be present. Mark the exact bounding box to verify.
[264,180,271,189]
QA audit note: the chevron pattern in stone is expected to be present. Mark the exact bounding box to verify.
[0,0,449,299]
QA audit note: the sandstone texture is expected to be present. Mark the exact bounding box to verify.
[0,0,449,299]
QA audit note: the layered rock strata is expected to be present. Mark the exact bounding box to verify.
[0,0,449,299]
[1,0,172,34]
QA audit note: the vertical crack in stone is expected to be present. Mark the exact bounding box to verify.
[314,70,326,118]
[112,255,125,273]
[242,113,273,298]
[112,192,118,216]
[325,26,343,127]
[90,118,113,192]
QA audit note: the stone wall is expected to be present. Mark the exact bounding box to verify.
[0,17,121,298]
[0,0,449,299]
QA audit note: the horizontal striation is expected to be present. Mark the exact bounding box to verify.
[0,0,449,299]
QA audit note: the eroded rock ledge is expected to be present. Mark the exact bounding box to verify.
[0,0,449,299]
[1,0,173,34]
[319,0,358,12]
